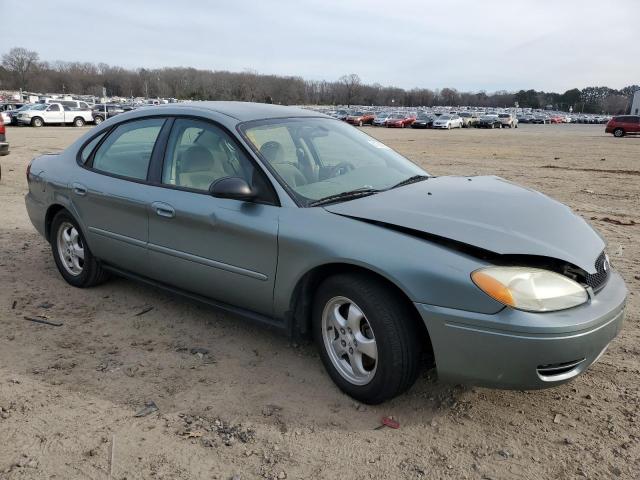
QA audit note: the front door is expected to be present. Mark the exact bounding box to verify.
[147,118,279,316]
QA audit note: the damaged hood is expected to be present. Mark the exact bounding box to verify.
[324,176,604,273]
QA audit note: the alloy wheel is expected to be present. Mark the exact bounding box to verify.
[321,296,378,386]
[56,222,85,276]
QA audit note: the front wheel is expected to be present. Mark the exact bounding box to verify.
[94,116,104,125]
[31,117,44,127]
[50,211,109,288]
[613,128,625,138]
[313,274,423,404]
[73,117,85,127]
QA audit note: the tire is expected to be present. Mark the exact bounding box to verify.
[313,273,422,404]
[613,128,625,138]
[94,116,104,125]
[50,210,108,288]
[358,120,363,127]
[515,123,518,128]
[31,117,44,127]
[73,117,85,127]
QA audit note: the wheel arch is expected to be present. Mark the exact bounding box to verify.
[288,262,433,356]
[44,203,86,243]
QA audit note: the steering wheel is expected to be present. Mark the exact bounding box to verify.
[328,161,355,178]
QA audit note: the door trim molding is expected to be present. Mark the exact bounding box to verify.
[147,242,268,281]
[88,226,147,248]
[89,226,268,281]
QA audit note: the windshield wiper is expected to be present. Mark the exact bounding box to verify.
[387,175,430,190]
[309,187,381,207]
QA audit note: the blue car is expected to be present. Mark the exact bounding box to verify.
[25,102,627,404]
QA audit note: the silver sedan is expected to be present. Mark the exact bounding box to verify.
[25,102,627,403]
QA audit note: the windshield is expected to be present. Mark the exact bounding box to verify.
[241,117,426,206]
[438,115,451,120]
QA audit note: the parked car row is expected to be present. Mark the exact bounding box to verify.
[0,101,139,127]
[325,107,527,131]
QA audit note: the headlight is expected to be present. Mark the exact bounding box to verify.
[471,267,588,312]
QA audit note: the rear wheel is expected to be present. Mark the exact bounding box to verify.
[50,211,108,288]
[313,274,422,404]
[613,128,625,138]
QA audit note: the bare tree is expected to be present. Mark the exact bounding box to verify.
[338,73,361,106]
[1,47,39,89]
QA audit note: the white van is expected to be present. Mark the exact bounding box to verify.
[38,98,91,110]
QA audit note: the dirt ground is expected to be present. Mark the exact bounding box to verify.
[0,123,638,480]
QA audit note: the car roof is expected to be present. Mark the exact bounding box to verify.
[144,101,325,122]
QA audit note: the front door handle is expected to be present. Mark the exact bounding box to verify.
[152,201,175,218]
[72,183,87,196]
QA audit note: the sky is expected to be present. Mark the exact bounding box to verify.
[1,0,638,93]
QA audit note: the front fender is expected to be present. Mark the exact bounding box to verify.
[273,208,504,320]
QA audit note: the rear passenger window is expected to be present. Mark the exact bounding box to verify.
[80,132,107,164]
[92,118,164,180]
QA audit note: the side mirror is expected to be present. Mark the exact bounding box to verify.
[209,177,255,201]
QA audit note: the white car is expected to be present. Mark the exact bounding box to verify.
[498,113,518,128]
[39,98,92,110]
[17,103,94,127]
[432,114,463,129]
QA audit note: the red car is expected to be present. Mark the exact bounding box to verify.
[605,115,640,137]
[549,115,564,124]
[345,112,375,126]
[384,113,416,128]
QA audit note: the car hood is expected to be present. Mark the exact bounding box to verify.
[324,176,604,273]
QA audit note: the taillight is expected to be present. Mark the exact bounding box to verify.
[0,116,5,134]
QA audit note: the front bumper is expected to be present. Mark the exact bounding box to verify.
[415,271,627,389]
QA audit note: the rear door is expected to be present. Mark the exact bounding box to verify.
[146,117,280,315]
[71,117,169,276]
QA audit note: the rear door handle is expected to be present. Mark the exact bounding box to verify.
[152,201,175,218]
[72,183,87,196]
